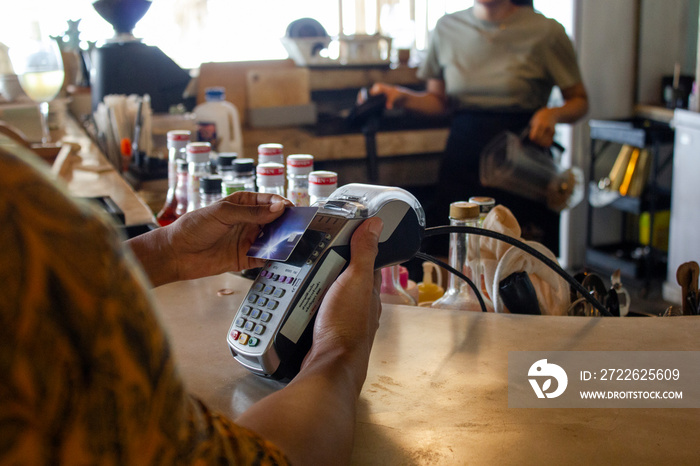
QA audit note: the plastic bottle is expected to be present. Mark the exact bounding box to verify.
[186,142,212,212]
[174,159,189,217]
[256,162,286,196]
[156,130,190,226]
[417,261,444,305]
[217,152,238,180]
[232,158,257,192]
[380,265,417,305]
[193,87,242,153]
[199,175,223,206]
[286,154,314,206]
[431,202,483,311]
[258,143,285,165]
[308,170,338,205]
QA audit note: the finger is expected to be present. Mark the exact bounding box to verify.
[373,270,383,317]
[529,125,541,143]
[346,217,383,275]
[531,129,553,147]
[369,83,385,95]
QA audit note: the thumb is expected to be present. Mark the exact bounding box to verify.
[347,217,383,273]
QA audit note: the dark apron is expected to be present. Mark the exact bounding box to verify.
[425,109,560,256]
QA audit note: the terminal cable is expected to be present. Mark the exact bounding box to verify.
[421,225,613,317]
[414,251,487,313]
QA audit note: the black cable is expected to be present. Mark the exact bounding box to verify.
[423,225,613,317]
[414,251,487,313]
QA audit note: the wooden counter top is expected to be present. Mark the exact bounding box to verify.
[154,271,700,465]
[60,116,156,226]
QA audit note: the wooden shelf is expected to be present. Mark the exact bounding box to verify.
[308,65,422,91]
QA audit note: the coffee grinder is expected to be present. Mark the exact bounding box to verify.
[90,0,191,113]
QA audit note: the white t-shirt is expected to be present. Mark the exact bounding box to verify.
[417,7,583,111]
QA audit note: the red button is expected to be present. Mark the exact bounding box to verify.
[230,330,240,340]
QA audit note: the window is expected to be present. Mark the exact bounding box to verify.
[0,0,575,70]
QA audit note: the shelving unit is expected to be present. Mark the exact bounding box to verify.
[585,118,675,289]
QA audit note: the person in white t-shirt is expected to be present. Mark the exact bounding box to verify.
[370,0,588,255]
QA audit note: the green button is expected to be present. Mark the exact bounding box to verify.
[248,337,259,347]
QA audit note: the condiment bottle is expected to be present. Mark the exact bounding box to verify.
[468,195,495,305]
[186,142,212,212]
[217,152,238,181]
[308,170,338,205]
[199,175,223,206]
[286,154,314,206]
[222,180,246,197]
[431,202,483,311]
[174,159,189,217]
[468,196,496,226]
[399,265,419,304]
[258,143,284,165]
[156,130,190,226]
[232,158,256,192]
[256,162,286,196]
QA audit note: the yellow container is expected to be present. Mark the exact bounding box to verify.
[639,210,670,252]
[418,262,444,304]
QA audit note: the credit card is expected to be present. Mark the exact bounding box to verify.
[247,206,319,261]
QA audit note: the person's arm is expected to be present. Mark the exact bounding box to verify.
[127,191,291,287]
[235,217,384,466]
[370,78,449,115]
[528,82,589,147]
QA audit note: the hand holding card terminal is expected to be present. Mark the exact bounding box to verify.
[227,184,425,380]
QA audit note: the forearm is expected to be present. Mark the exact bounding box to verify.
[235,350,365,465]
[236,218,382,464]
[126,227,179,287]
[529,83,589,146]
[551,82,589,124]
[395,86,449,115]
[548,95,589,124]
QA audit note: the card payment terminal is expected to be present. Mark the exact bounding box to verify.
[226,184,425,380]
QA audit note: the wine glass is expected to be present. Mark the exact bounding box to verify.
[9,26,65,144]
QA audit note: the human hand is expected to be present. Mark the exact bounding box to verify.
[302,217,384,391]
[369,82,406,109]
[528,108,558,147]
[163,191,292,282]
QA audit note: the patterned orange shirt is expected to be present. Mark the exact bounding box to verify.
[0,136,290,465]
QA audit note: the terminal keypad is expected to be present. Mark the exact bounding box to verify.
[229,263,305,350]
[227,229,331,365]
